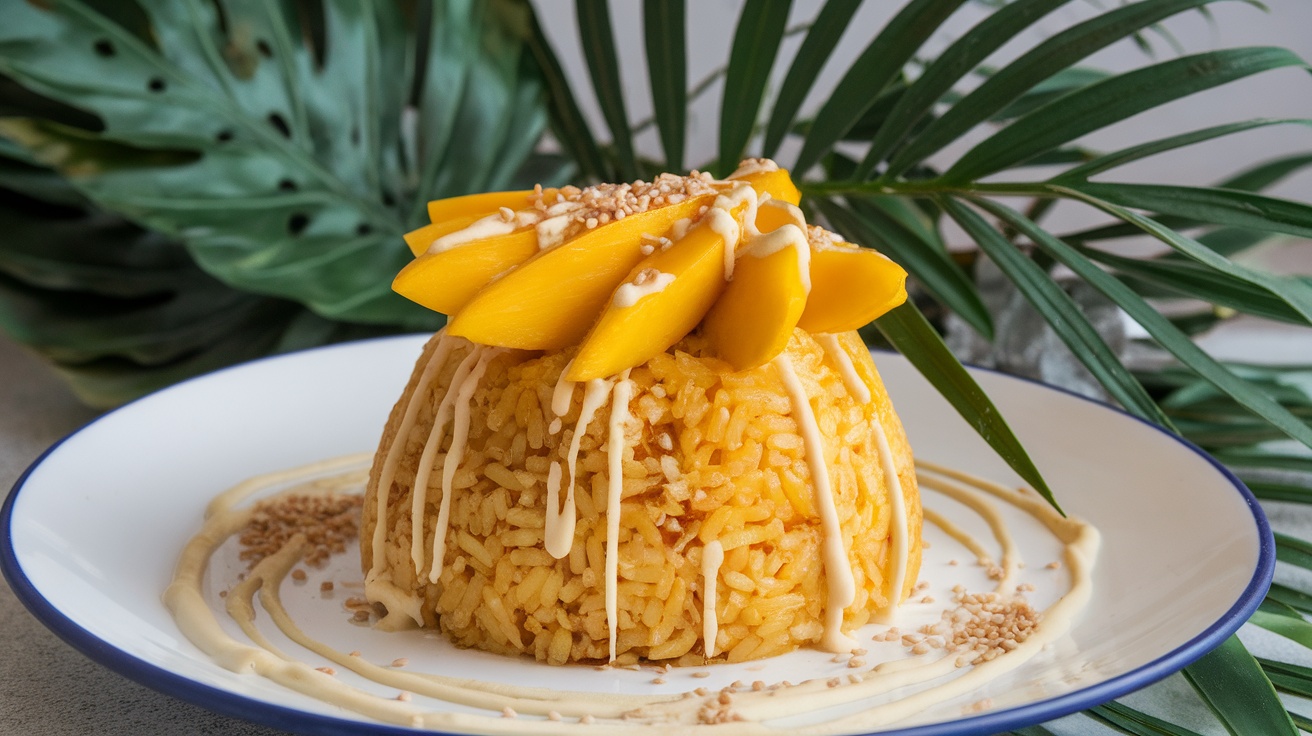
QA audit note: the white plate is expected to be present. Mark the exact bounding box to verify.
[1,335,1272,735]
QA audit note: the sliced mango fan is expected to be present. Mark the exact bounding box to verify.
[395,159,908,381]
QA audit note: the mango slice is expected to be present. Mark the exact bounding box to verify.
[448,173,800,351]
[567,214,739,381]
[447,196,714,350]
[401,190,534,257]
[754,199,806,235]
[798,242,908,334]
[702,225,811,371]
[733,168,801,206]
[393,228,539,315]
[426,190,533,230]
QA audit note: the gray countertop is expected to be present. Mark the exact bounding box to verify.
[0,336,287,736]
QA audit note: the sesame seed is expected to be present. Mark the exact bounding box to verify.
[502,707,517,719]
[391,657,409,668]
[315,667,336,676]
[1046,561,1062,570]
[291,568,307,582]
[397,691,411,702]
[320,581,334,593]
[580,714,595,724]
[547,711,561,721]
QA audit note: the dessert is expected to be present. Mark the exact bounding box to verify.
[361,160,922,664]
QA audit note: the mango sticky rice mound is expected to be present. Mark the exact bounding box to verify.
[361,159,921,665]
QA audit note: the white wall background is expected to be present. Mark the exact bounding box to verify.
[535,0,1312,241]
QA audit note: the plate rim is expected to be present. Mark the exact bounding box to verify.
[1,334,1276,736]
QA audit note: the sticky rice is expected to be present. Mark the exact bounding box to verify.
[361,328,921,665]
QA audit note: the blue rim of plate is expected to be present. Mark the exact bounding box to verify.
[1,336,1276,736]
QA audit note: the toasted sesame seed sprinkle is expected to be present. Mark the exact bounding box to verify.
[391,657,409,668]
[237,493,362,571]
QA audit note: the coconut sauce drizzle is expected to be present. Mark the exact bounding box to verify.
[545,377,613,559]
[740,224,812,292]
[814,334,908,620]
[701,540,726,659]
[430,348,499,584]
[168,451,1097,734]
[371,331,454,582]
[871,418,910,623]
[604,371,635,661]
[613,272,678,308]
[429,210,541,254]
[817,334,871,405]
[772,354,857,652]
[405,347,482,579]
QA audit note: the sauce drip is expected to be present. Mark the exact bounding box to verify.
[817,334,871,405]
[772,354,857,652]
[545,378,612,559]
[604,372,634,661]
[701,541,725,658]
[371,331,453,582]
[613,272,678,308]
[431,347,498,584]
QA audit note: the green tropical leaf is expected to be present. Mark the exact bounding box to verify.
[794,0,969,174]
[1250,600,1312,648]
[718,0,792,175]
[1182,636,1298,736]
[874,301,1060,511]
[643,0,686,172]
[525,8,609,181]
[1266,583,1312,613]
[1065,182,1312,240]
[1051,187,1312,324]
[1088,701,1208,736]
[979,200,1312,449]
[0,0,542,326]
[0,154,396,406]
[853,0,1076,179]
[944,47,1307,182]
[1076,246,1312,326]
[1058,119,1312,181]
[1221,151,1312,191]
[944,197,1171,425]
[988,66,1114,121]
[1276,531,1312,570]
[883,0,1255,180]
[1260,658,1312,703]
[762,0,863,157]
[576,0,638,181]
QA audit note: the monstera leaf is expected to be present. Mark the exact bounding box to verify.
[0,0,555,404]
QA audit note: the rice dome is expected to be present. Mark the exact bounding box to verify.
[361,329,921,665]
